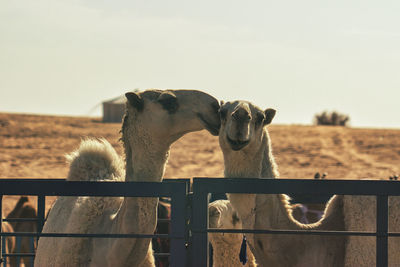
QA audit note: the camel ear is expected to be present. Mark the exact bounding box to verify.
[125,92,144,111]
[264,108,276,125]
[158,91,179,114]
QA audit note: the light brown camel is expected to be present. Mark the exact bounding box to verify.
[219,100,346,266]
[35,89,221,267]
[341,193,400,266]
[6,196,37,267]
[208,199,257,267]
[1,221,15,267]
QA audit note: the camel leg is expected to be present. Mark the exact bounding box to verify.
[140,243,156,267]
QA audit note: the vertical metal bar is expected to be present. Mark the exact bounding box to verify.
[192,181,209,267]
[37,195,46,239]
[0,195,3,266]
[16,236,21,266]
[185,192,193,267]
[170,181,189,267]
[1,236,5,267]
[376,195,388,267]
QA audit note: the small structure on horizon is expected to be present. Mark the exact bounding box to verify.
[102,95,126,123]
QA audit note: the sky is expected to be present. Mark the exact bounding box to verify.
[1,0,399,128]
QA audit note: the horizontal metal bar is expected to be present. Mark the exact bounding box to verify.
[0,251,171,258]
[9,253,170,259]
[4,218,169,223]
[0,232,183,239]
[3,178,400,196]
[153,253,171,258]
[3,218,37,222]
[157,218,170,223]
[2,253,35,257]
[0,179,188,197]
[289,194,333,204]
[387,233,400,237]
[204,228,400,237]
[193,178,400,196]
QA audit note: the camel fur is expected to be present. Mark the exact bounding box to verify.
[1,220,15,267]
[35,89,221,267]
[340,194,400,266]
[219,100,346,267]
[6,196,37,267]
[209,199,257,267]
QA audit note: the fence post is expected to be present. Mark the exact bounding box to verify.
[376,195,388,267]
[185,192,193,266]
[0,195,3,266]
[170,181,189,267]
[192,180,209,267]
[37,195,46,236]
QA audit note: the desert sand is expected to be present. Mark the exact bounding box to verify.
[1,112,399,215]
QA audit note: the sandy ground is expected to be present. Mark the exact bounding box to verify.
[1,112,399,216]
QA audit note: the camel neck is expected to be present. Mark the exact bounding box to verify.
[124,134,171,182]
[111,134,170,264]
[224,129,278,179]
[211,241,257,267]
[260,130,279,179]
[223,141,264,179]
[224,128,291,251]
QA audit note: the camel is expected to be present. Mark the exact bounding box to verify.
[218,100,346,266]
[2,220,15,266]
[208,199,257,267]
[6,196,37,267]
[218,100,400,266]
[34,89,221,267]
[341,193,400,266]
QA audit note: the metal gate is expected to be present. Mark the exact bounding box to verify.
[0,179,189,267]
[2,178,400,267]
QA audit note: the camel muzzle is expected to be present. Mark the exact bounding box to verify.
[226,135,250,151]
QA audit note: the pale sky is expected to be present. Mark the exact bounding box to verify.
[1,0,399,128]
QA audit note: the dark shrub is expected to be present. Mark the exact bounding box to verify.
[314,111,350,126]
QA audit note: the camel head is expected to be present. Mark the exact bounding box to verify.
[123,89,221,142]
[209,200,242,230]
[209,200,244,251]
[218,100,276,152]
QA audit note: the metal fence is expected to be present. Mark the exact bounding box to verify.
[191,178,400,267]
[1,178,400,267]
[0,179,189,267]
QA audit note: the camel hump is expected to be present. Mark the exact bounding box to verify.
[66,138,124,181]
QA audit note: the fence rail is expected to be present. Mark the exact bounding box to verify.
[1,178,400,267]
[0,179,189,267]
[191,178,400,267]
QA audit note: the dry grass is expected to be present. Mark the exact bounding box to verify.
[1,112,399,214]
